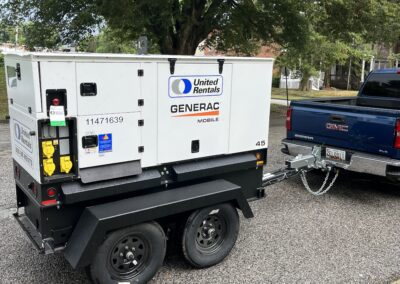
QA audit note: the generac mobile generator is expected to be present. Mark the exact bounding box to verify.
[4,52,273,283]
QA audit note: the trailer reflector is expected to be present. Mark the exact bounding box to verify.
[41,199,57,206]
[255,152,264,166]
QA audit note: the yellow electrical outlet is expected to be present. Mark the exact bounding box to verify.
[43,158,56,176]
[42,141,55,158]
[60,156,73,174]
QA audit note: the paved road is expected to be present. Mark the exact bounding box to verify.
[1,113,400,283]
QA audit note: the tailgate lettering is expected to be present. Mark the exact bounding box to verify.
[326,123,349,132]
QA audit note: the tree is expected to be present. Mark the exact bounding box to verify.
[23,22,59,49]
[1,0,310,55]
[79,28,137,54]
[278,0,399,90]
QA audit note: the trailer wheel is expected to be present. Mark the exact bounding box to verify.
[89,221,166,284]
[182,203,239,268]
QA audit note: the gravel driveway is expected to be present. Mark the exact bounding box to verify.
[1,112,400,283]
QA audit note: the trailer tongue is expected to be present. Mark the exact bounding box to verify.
[263,145,340,196]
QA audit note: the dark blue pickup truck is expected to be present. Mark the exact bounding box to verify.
[282,68,400,180]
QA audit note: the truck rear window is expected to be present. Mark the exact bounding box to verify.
[361,73,400,98]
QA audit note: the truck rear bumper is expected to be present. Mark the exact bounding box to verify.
[282,139,400,178]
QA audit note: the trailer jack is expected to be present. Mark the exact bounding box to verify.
[262,146,340,196]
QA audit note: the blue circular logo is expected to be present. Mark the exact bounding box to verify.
[171,79,192,94]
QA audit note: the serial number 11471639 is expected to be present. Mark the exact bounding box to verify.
[86,116,124,125]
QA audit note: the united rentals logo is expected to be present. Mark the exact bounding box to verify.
[169,75,223,98]
[13,120,32,152]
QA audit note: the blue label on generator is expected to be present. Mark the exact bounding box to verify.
[98,133,112,153]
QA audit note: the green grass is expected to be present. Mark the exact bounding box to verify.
[270,104,288,115]
[271,87,357,101]
[0,67,7,120]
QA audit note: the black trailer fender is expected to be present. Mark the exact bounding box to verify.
[64,179,253,268]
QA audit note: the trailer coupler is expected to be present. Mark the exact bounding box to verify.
[262,146,340,195]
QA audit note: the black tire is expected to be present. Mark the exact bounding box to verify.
[89,221,166,284]
[182,203,239,268]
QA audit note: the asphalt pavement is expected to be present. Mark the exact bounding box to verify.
[1,113,400,283]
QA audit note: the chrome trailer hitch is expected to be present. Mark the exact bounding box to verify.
[262,146,340,196]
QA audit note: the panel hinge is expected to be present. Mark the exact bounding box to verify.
[168,58,177,74]
[138,69,144,76]
[138,119,144,127]
[217,59,225,74]
[138,99,144,106]
[16,63,21,80]
[138,146,144,153]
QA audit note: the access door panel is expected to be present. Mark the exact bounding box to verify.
[76,62,141,115]
[77,112,141,168]
[157,62,232,164]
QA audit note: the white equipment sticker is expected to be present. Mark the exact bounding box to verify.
[49,105,66,126]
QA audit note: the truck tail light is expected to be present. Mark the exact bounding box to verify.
[286,107,292,130]
[395,120,400,149]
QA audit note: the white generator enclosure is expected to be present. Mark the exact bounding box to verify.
[3,52,273,184]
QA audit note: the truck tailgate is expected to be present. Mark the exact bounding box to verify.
[288,100,400,159]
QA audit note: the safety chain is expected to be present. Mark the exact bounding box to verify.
[300,167,339,196]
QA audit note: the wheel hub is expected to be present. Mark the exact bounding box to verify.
[196,213,226,251]
[201,223,216,240]
[108,235,148,277]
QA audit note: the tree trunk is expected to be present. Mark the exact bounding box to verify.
[157,0,220,55]
[324,68,331,88]
[299,76,309,91]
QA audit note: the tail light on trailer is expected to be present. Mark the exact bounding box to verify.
[46,187,57,198]
[41,199,57,206]
[286,107,292,130]
[41,187,58,207]
[395,120,400,149]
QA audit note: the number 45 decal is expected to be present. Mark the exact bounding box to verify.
[256,140,266,147]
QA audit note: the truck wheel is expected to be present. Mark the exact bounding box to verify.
[182,203,239,268]
[89,222,166,284]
